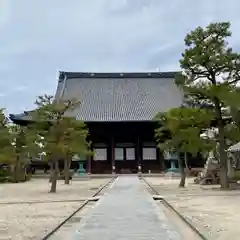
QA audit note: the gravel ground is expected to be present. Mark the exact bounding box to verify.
[0,178,111,240]
[144,177,240,240]
[48,201,96,240]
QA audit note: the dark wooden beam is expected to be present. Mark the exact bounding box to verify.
[111,134,115,174]
[136,134,142,173]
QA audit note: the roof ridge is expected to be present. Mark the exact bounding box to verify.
[59,71,180,80]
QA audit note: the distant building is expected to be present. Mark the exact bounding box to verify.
[10,71,204,173]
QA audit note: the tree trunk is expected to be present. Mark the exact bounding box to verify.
[227,156,235,179]
[178,155,186,188]
[49,161,59,193]
[218,125,229,189]
[12,157,20,183]
[64,158,71,185]
[184,152,191,178]
[214,98,229,189]
[184,152,188,169]
[160,151,166,171]
[12,164,19,183]
[49,162,53,183]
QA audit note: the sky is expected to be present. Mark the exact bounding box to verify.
[0,0,240,115]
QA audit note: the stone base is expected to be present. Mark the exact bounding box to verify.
[229,180,239,189]
[167,167,180,173]
[164,172,181,179]
[199,177,220,185]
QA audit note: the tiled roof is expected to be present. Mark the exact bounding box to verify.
[58,71,179,79]
[10,71,183,122]
[56,71,183,122]
[9,112,35,122]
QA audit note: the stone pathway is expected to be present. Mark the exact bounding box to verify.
[72,176,182,240]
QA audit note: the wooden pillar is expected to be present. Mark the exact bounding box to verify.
[87,156,91,174]
[111,135,115,174]
[136,134,142,173]
[86,132,92,174]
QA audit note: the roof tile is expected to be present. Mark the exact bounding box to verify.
[58,73,183,122]
[10,72,183,122]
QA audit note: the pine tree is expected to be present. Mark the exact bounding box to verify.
[31,95,90,192]
[155,107,214,187]
[0,109,15,166]
[0,109,40,182]
[176,22,240,189]
[60,117,90,184]
[9,124,41,182]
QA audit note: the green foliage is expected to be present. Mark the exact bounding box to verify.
[60,117,91,159]
[0,109,16,164]
[0,109,39,183]
[173,21,240,188]
[176,21,240,110]
[224,123,240,144]
[155,107,215,156]
[29,95,91,191]
[0,167,9,182]
[9,124,42,163]
[31,95,90,162]
[175,22,240,147]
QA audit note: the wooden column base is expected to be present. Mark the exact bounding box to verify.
[138,164,142,174]
[112,165,115,174]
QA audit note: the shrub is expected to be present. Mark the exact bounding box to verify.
[0,167,10,183]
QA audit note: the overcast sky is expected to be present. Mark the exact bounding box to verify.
[1,0,240,114]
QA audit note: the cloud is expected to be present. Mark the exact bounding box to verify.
[0,85,28,106]
[0,1,10,27]
[0,0,240,114]
[0,93,7,98]
[12,86,28,92]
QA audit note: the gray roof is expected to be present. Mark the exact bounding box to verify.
[228,142,240,152]
[55,71,183,122]
[10,71,183,122]
[58,71,179,79]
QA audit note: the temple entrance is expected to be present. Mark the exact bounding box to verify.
[115,144,137,173]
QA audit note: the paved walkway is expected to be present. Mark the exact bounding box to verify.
[72,176,182,240]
